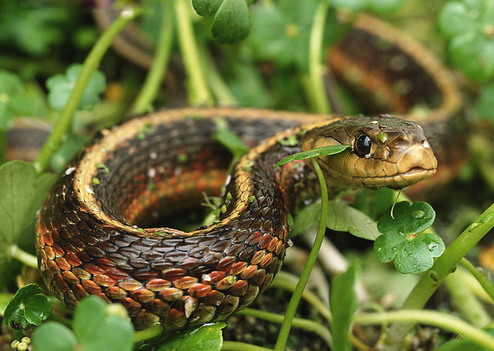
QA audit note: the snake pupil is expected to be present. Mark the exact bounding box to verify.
[355,134,371,157]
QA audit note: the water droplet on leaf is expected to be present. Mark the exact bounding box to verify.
[411,210,425,219]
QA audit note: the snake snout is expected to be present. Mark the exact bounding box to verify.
[396,143,438,186]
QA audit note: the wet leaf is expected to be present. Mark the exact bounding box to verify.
[377,201,435,236]
[374,202,444,274]
[3,284,51,329]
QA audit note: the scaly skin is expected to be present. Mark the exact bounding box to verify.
[36,108,436,330]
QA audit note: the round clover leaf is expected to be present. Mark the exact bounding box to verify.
[3,284,52,329]
[46,64,106,111]
[374,202,444,274]
[32,295,134,351]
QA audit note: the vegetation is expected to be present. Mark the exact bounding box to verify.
[0,0,493,350]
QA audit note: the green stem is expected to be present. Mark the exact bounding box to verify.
[33,7,142,174]
[9,245,38,269]
[174,0,213,106]
[131,2,174,114]
[384,203,494,350]
[133,325,163,343]
[271,271,331,323]
[443,269,491,327]
[306,1,331,114]
[355,310,494,351]
[238,308,332,345]
[200,45,238,106]
[222,341,272,351]
[460,257,494,303]
[0,130,6,165]
[274,158,329,351]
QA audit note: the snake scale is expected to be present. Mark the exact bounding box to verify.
[36,108,437,330]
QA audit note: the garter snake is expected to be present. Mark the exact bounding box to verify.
[36,108,436,330]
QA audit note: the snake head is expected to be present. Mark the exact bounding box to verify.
[301,116,437,191]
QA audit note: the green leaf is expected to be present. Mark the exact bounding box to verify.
[212,0,251,45]
[332,0,366,12]
[353,188,396,220]
[248,0,320,69]
[0,161,56,288]
[46,64,106,111]
[275,144,350,167]
[0,4,71,56]
[377,201,435,236]
[158,322,225,351]
[290,201,321,237]
[449,32,494,81]
[192,0,224,16]
[327,199,381,240]
[374,202,444,274]
[438,0,494,80]
[213,117,250,159]
[73,296,134,351]
[330,262,358,351]
[0,70,25,130]
[438,2,482,39]
[32,322,77,351]
[476,83,494,122]
[367,0,404,15]
[3,284,52,329]
[225,62,272,107]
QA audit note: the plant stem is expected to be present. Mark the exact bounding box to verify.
[222,341,272,351]
[199,45,238,106]
[133,325,163,343]
[33,7,142,174]
[274,158,329,351]
[306,1,331,114]
[443,269,491,327]
[131,2,174,114]
[384,202,494,350]
[271,271,331,323]
[174,0,213,106]
[460,257,494,303]
[238,308,332,345]
[355,310,494,351]
[9,245,38,269]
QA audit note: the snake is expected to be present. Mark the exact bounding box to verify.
[35,107,437,330]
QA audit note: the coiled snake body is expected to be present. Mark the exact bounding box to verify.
[36,108,436,330]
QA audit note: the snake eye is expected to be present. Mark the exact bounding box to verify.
[354,134,371,157]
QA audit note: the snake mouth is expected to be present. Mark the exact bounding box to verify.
[406,166,428,174]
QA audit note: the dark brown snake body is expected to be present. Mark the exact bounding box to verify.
[36,108,437,330]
